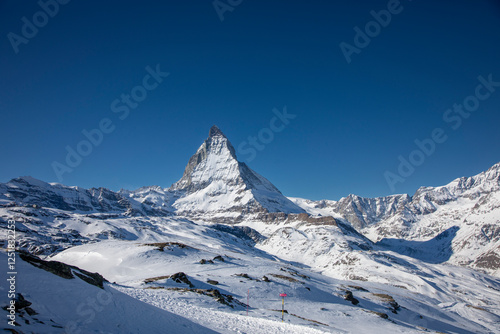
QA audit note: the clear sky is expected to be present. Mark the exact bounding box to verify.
[1,0,499,200]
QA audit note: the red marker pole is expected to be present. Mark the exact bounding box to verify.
[279,293,287,322]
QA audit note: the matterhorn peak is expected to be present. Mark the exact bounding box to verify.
[204,125,237,159]
[169,125,304,217]
[170,125,239,192]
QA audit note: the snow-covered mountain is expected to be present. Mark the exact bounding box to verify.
[289,194,411,229]
[121,125,304,222]
[1,126,499,333]
[0,176,171,216]
[169,125,305,220]
[291,162,500,276]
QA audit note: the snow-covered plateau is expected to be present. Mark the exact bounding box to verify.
[1,126,499,333]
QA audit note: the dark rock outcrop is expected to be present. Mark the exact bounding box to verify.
[170,272,194,288]
[19,252,107,289]
[343,290,359,305]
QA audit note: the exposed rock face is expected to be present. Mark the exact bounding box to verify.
[170,272,194,288]
[343,290,359,305]
[19,252,107,288]
[333,194,411,230]
[211,224,265,244]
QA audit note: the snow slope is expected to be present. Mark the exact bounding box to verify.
[0,251,216,333]
[51,235,500,334]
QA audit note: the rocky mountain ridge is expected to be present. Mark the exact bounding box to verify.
[291,162,500,276]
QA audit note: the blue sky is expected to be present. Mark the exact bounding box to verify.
[1,0,499,200]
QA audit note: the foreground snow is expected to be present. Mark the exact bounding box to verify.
[0,251,216,333]
[0,250,391,334]
[50,236,500,334]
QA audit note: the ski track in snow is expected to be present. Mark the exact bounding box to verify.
[114,286,333,334]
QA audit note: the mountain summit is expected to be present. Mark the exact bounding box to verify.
[170,125,304,220]
[208,124,225,138]
[171,125,238,192]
